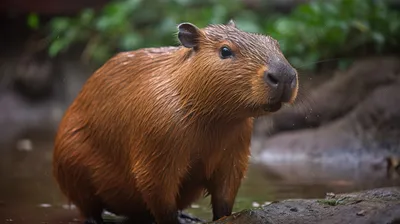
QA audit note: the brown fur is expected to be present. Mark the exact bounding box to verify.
[53,21,298,224]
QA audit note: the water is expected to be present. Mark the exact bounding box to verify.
[0,134,399,223]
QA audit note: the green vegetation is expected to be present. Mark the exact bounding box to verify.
[267,0,400,70]
[30,0,400,70]
[43,0,254,65]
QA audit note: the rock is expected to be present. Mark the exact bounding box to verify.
[99,211,205,224]
[209,187,400,224]
[251,79,400,188]
[178,211,206,224]
[255,78,400,157]
[15,138,33,151]
[256,79,400,157]
[253,58,400,159]
[12,53,56,100]
[0,53,89,146]
[256,57,400,137]
[92,188,400,224]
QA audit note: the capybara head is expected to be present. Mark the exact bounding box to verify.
[176,20,298,118]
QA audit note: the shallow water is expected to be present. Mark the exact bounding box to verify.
[0,134,399,223]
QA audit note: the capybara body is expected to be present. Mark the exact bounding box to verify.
[53,20,298,224]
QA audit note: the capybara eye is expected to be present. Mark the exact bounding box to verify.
[220,46,233,59]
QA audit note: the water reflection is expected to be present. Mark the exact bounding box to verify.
[0,133,399,223]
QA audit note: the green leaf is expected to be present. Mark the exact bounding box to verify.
[119,32,142,50]
[42,0,400,69]
[351,20,369,32]
[125,0,142,9]
[91,44,111,63]
[210,4,227,24]
[27,13,39,29]
[79,9,95,26]
[158,17,177,34]
[274,19,296,36]
[372,32,385,45]
[49,38,67,57]
[51,18,70,32]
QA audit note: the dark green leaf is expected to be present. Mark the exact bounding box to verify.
[27,13,39,29]
[119,32,142,50]
[49,39,67,57]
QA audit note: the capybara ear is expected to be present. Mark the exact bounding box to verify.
[177,23,203,48]
[226,19,237,28]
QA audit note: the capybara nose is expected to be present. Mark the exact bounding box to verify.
[263,61,297,103]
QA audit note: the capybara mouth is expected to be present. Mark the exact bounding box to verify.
[262,102,282,112]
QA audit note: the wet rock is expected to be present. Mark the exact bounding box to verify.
[210,187,400,224]
[265,79,400,152]
[178,211,206,224]
[253,74,400,161]
[11,52,56,101]
[15,139,33,151]
[99,211,205,224]
[250,73,400,190]
[252,80,400,187]
[256,57,400,137]
[92,188,400,224]
[356,210,366,216]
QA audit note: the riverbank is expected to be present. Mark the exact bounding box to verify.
[210,187,400,224]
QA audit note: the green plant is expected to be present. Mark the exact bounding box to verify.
[27,13,40,30]
[29,0,400,70]
[43,0,264,65]
[265,0,400,70]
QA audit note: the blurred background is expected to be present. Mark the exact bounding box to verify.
[1,0,400,223]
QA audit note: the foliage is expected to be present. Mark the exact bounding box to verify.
[43,0,262,65]
[27,13,40,30]
[29,0,400,70]
[266,0,400,70]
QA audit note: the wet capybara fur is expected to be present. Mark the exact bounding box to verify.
[53,20,299,224]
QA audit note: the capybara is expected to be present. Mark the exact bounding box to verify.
[53,20,298,224]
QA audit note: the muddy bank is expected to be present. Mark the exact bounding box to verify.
[211,187,400,224]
